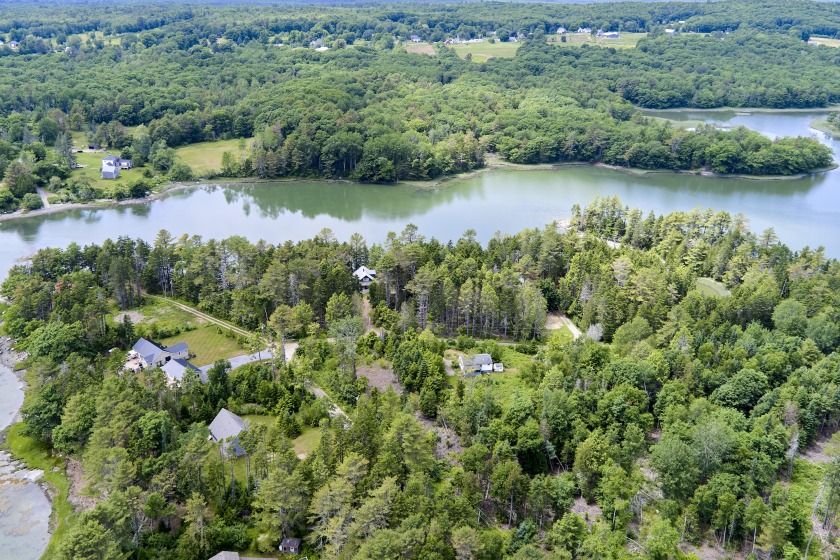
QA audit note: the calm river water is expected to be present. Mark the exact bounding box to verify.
[0,109,838,559]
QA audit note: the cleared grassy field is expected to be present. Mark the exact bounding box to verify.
[160,325,244,366]
[293,426,322,456]
[451,41,520,62]
[547,32,647,49]
[69,150,146,191]
[811,36,840,47]
[405,42,436,56]
[696,277,731,297]
[646,115,707,129]
[175,138,249,174]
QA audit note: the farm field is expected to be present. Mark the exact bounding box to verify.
[450,40,520,61]
[174,138,249,175]
[404,42,436,55]
[810,36,840,47]
[547,31,647,49]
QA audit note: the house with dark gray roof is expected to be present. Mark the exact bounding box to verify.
[209,408,248,457]
[127,338,190,371]
[458,353,494,376]
[161,358,205,385]
[280,537,302,554]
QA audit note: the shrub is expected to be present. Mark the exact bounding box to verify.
[21,192,44,211]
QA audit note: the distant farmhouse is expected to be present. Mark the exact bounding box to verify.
[596,30,620,39]
[556,27,567,34]
[209,408,248,457]
[126,338,189,371]
[353,265,376,291]
[101,155,132,179]
[576,27,591,34]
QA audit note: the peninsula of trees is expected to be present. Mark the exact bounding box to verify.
[4,198,840,559]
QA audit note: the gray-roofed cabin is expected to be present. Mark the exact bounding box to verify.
[280,537,302,554]
[209,408,248,457]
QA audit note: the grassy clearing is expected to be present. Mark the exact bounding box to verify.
[547,32,647,49]
[696,277,731,297]
[404,43,436,56]
[451,41,520,62]
[175,139,249,175]
[810,36,840,48]
[4,423,73,560]
[645,115,707,129]
[129,298,199,325]
[293,426,321,457]
[69,150,147,192]
[810,118,839,138]
[160,325,245,366]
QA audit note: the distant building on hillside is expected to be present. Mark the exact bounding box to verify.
[410,34,421,42]
[556,27,567,34]
[576,27,591,34]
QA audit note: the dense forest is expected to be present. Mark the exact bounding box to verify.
[1,1,838,213]
[4,198,840,559]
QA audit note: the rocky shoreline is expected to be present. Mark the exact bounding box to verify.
[0,336,51,497]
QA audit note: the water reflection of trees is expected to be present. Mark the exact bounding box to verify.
[218,181,486,222]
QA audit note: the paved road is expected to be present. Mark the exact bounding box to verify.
[197,341,300,373]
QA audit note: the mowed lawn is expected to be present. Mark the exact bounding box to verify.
[547,32,647,49]
[68,150,147,191]
[175,139,250,175]
[451,41,520,61]
[160,325,245,366]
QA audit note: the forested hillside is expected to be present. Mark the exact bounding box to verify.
[4,199,840,559]
[1,1,838,214]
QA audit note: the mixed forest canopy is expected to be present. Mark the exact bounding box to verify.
[5,199,840,559]
[0,0,837,214]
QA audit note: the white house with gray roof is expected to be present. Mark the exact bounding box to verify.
[126,338,190,371]
[209,408,248,457]
[161,358,205,385]
[353,265,376,291]
[458,353,494,377]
